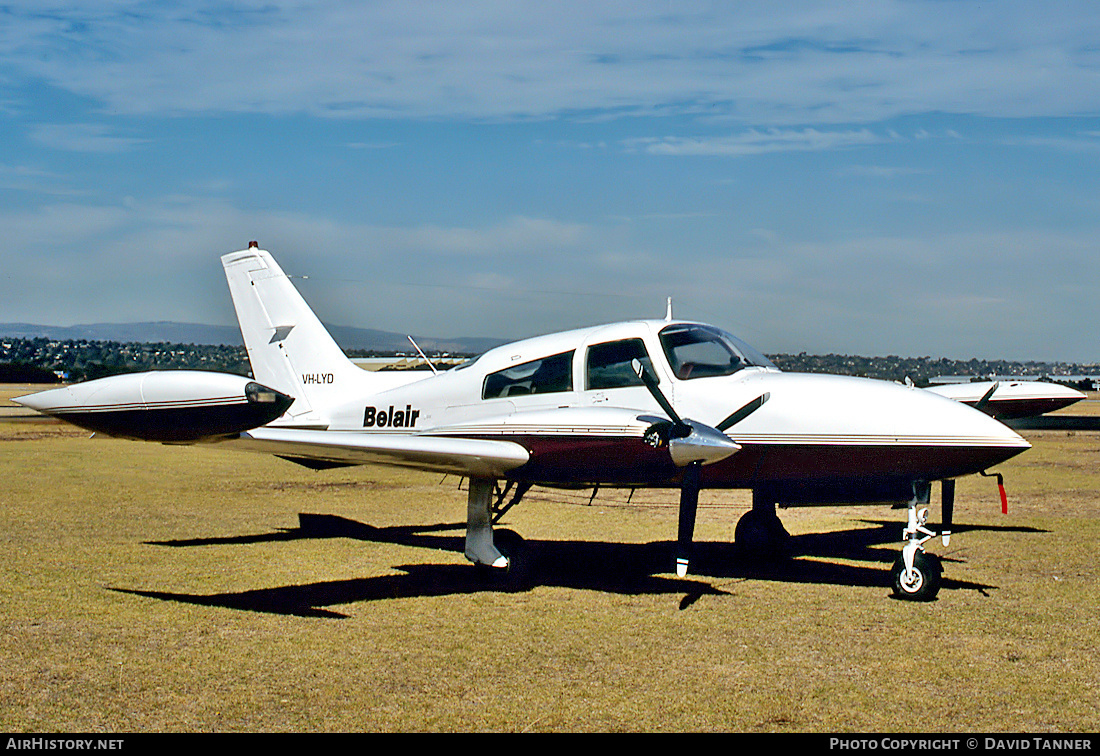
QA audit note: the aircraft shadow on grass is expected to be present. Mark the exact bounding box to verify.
[111,513,1048,619]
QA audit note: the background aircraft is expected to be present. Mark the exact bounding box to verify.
[925,380,1085,420]
[16,244,1031,600]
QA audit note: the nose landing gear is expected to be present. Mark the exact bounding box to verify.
[890,482,945,601]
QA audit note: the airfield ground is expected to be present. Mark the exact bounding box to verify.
[1,384,1097,732]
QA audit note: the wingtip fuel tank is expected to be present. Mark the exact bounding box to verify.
[14,371,294,442]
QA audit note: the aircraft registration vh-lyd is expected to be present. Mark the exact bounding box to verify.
[15,243,1033,601]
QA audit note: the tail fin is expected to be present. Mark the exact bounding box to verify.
[221,245,374,424]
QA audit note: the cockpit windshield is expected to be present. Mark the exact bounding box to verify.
[658,324,776,380]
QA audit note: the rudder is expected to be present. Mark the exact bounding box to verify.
[221,245,371,424]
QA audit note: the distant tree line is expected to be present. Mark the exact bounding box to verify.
[769,352,1100,388]
[0,337,251,382]
[1,336,1097,386]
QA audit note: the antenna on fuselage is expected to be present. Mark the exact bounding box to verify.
[665,297,673,321]
[407,335,439,375]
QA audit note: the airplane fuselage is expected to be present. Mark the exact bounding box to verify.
[273,319,1029,504]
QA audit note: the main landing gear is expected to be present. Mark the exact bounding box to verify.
[734,490,791,559]
[464,478,510,569]
[463,477,532,572]
[465,474,953,602]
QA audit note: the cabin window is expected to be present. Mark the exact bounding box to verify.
[482,351,574,399]
[586,339,654,390]
[658,324,776,380]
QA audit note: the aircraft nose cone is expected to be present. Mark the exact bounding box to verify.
[719,371,1030,480]
[12,386,71,413]
[848,375,1031,475]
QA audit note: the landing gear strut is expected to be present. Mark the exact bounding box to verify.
[465,478,509,569]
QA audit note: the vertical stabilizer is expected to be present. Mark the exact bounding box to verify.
[221,246,371,424]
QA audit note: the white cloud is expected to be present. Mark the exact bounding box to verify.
[0,163,83,195]
[376,216,592,256]
[999,133,1100,153]
[1,194,1098,360]
[625,128,885,156]
[4,2,1100,124]
[2,2,1099,361]
[30,123,145,153]
[837,165,932,178]
[0,197,606,332]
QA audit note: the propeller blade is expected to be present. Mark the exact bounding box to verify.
[941,478,955,546]
[676,460,702,577]
[974,382,999,413]
[715,392,770,432]
[631,358,687,432]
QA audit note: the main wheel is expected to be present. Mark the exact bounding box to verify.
[891,551,942,601]
[474,530,532,590]
[734,507,791,560]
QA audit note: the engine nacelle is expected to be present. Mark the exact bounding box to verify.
[13,371,294,442]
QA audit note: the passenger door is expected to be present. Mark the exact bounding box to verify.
[582,338,663,412]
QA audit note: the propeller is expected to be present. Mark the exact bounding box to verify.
[631,358,690,436]
[716,392,770,432]
[631,359,767,577]
[974,382,999,414]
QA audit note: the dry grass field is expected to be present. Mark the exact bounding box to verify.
[1,385,1098,732]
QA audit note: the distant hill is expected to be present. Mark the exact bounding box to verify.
[0,322,244,345]
[0,322,503,355]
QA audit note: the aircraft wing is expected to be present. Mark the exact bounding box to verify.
[220,427,531,478]
[217,406,674,480]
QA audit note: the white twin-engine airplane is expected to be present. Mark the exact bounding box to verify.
[16,244,1033,601]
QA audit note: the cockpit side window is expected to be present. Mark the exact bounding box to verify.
[586,339,654,390]
[658,324,776,380]
[482,350,574,399]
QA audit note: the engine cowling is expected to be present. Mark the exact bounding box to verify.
[13,371,294,442]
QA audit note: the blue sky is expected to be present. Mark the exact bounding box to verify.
[2,1,1099,361]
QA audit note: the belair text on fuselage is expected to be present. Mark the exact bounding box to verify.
[363,404,421,429]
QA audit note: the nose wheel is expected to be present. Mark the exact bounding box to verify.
[891,550,941,601]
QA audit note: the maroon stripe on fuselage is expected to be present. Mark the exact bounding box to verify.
[441,432,1027,503]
